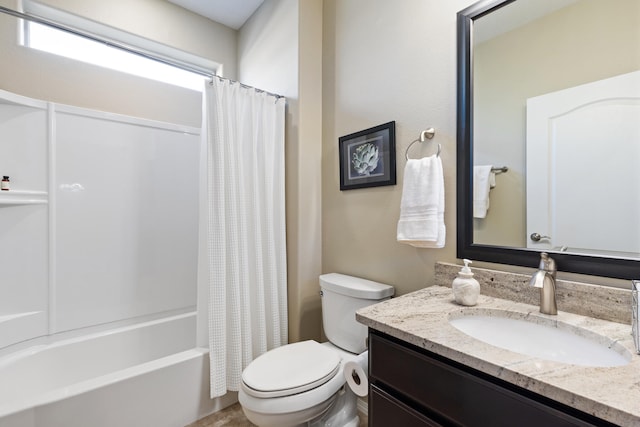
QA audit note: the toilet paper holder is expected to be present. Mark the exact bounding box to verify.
[344,351,369,397]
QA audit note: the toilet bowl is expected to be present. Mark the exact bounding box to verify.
[238,273,394,427]
[239,341,361,427]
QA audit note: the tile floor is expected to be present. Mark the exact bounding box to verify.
[186,403,253,427]
[187,402,368,427]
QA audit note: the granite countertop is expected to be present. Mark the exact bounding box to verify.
[356,286,640,426]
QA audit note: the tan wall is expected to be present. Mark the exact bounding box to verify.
[322,0,476,297]
[0,0,237,126]
[239,0,324,342]
[473,0,640,247]
[29,0,237,77]
[3,0,632,346]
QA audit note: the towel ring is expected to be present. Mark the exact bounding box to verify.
[405,128,440,160]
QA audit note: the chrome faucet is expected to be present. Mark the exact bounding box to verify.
[529,252,557,315]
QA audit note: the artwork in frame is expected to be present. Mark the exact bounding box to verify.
[339,121,396,191]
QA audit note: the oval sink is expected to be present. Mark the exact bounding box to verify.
[448,310,631,367]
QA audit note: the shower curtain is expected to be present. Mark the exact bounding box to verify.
[204,78,288,398]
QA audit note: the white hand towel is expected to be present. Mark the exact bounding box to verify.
[473,165,495,219]
[397,156,445,248]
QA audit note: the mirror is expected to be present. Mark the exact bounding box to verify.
[456,0,640,279]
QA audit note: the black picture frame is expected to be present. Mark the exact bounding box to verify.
[339,121,396,191]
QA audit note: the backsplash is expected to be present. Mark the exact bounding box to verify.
[434,262,632,324]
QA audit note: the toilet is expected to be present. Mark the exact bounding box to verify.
[238,273,394,427]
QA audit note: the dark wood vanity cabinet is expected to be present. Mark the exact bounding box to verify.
[368,330,616,427]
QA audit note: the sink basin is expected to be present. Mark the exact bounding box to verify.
[448,310,631,367]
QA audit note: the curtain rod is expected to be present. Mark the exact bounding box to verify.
[208,77,285,99]
[0,5,285,100]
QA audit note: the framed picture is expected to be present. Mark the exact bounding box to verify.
[339,121,396,191]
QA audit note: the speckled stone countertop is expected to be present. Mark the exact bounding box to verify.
[356,286,640,426]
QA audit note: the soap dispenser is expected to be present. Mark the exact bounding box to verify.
[452,259,480,306]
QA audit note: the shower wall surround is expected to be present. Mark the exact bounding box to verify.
[0,89,200,350]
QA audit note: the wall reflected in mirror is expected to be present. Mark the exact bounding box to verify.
[471,0,640,259]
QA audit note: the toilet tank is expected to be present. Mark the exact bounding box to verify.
[319,273,394,354]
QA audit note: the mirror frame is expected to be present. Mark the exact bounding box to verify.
[456,0,640,280]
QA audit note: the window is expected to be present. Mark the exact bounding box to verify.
[24,21,208,92]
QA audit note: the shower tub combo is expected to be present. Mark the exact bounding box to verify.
[0,313,228,427]
[0,90,220,426]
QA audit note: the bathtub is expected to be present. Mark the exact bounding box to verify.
[0,312,233,427]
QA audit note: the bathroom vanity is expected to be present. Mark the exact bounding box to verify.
[368,331,614,426]
[357,275,639,427]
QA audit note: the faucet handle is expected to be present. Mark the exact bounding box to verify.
[529,270,546,288]
[530,252,556,288]
[540,252,557,274]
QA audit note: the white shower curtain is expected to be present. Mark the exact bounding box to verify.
[204,78,288,398]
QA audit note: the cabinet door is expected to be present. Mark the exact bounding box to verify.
[370,385,442,427]
[369,331,605,427]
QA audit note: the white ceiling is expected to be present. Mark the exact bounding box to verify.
[167,0,264,30]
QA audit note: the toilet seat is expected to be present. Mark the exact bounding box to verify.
[239,347,355,420]
[242,341,341,398]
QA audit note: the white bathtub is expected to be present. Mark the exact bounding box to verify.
[0,313,232,427]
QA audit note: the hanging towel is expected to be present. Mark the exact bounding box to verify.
[473,165,496,219]
[397,156,445,248]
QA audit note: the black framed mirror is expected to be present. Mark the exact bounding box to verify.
[456,0,640,279]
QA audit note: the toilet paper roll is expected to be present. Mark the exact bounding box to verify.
[344,351,368,397]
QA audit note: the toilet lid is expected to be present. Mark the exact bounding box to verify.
[242,340,341,398]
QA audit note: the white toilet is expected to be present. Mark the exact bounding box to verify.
[238,273,394,427]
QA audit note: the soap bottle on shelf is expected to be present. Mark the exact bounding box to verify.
[1,176,9,191]
[452,259,480,306]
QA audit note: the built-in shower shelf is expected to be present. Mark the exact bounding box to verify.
[0,190,48,206]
